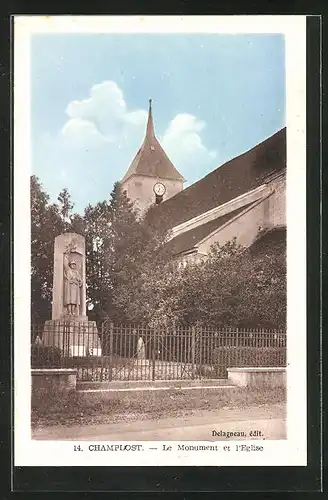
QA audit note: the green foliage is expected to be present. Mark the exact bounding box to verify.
[212,346,287,378]
[31,178,85,321]
[31,344,62,367]
[82,199,113,321]
[31,174,286,330]
[82,182,157,322]
[108,185,172,324]
[115,236,286,329]
[57,188,74,231]
[30,176,170,324]
[31,176,65,321]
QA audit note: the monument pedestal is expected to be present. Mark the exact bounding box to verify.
[43,317,102,357]
[41,232,102,357]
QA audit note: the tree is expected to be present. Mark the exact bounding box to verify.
[31,173,286,330]
[30,176,65,322]
[114,235,286,329]
[111,190,173,325]
[57,188,74,231]
[235,231,286,328]
[30,176,168,325]
[83,199,113,321]
[30,178,82,323]
[82,182,148,323]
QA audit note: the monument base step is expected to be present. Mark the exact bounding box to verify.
[59,315,89,322]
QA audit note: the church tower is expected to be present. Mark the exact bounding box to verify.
[121,99,185,215]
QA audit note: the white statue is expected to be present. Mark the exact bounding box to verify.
[137,337,146,360]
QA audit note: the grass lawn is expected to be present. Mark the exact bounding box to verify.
[31,386,286,428]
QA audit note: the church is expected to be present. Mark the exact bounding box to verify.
[121,100,286,265]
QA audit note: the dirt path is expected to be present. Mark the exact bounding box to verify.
[32,402,286,441]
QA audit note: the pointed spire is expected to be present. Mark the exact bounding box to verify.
[121,98,185,184]
[146,98,155,138]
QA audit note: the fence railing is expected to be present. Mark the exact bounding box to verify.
[31,321,287,381]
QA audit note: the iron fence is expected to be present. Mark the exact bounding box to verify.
[31,321,286,381]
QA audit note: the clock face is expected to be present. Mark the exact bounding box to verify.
[153,182,166,196]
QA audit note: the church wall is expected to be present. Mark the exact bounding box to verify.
[169,184,271,241]
[169,175,285,244]
[122,174,183,215]
[266,175,286,227]
[197,200,267,255]
[180,175,286,260]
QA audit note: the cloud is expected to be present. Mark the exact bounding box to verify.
[60,80,215,172]
[161,114,216,171]
[61,118,109,148]
[60,80,148,149]
[36,80,216,212]
[59,81,215,175]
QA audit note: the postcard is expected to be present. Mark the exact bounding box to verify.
[14,15,307,467]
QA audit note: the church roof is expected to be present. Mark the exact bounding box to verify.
[121,100,185,183]
[147,127,286,230]
[165,202,255,256]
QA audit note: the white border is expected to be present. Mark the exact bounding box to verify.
[14,15,307,467]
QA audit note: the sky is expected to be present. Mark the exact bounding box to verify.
[31,33,285,213]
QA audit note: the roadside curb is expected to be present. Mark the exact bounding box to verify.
[77,378,233,391]
[78,384,237,393]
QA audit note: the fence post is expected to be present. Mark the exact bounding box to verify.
[63,320,69,360]
[152,328,156,381]
[109,322,114,381]
[191,326,196,379]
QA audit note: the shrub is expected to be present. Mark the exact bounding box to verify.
[31,345,62,368]
[212,346,286,378]
[63,354,133,368]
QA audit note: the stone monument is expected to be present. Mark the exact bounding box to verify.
[42,232,102,357]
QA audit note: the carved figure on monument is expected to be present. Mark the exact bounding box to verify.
[63,253,82,316]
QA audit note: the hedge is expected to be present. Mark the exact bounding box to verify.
[31,348,130,370]
[31,345,62,368]
[211,346,286,378]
